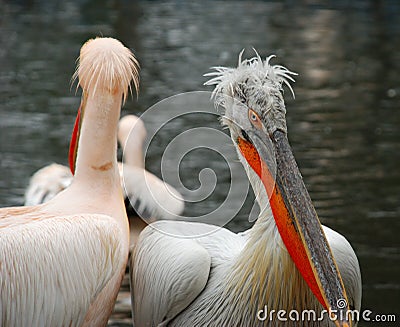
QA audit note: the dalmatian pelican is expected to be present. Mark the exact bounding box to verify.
[130,52,361,327]
[0,37,138,326]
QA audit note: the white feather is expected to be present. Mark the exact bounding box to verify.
[0,213,123,326]
[131,218,361,327]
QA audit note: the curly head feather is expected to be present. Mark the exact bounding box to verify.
[204,50,297,108]
[73,37,139,103]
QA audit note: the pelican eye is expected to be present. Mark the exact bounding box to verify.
[248,109,263,129]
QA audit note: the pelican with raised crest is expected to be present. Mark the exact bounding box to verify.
[0,37,138,326]
[130,52,361,327]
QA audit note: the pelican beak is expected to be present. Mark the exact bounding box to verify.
[238,128,351,327]
[68,93,86,175]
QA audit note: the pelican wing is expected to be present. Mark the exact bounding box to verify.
[130,220,244,327]
[24,163,73,206]
[0,212,124,327]
[131,222,211,327]
[121,165,184,220]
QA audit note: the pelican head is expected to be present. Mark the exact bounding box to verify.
[205,51,352,327]
[118,115,147,145]
[75,37,139,102]
[68,37,140,174]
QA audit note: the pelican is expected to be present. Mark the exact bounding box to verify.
[118,114,184,221]
[130,53,362,327]
[0,37,138,326]
[24,116,184,228]
[117,114,184,241]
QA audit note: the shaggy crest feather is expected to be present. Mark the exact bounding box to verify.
[73,37,139,103]
[204,50,297,108]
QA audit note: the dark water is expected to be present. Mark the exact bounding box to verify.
[1,0,399,326]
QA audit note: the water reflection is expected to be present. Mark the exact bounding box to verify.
[1,0,399,325]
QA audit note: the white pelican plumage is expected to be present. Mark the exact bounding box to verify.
[130,53,362,327]
[0,37,139,326]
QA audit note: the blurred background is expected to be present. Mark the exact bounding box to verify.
[0,0,399,326]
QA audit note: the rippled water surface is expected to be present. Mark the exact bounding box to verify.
[1,0,399,326]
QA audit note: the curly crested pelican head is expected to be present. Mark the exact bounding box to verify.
[205,51,352,327]
[205,50,296,140]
